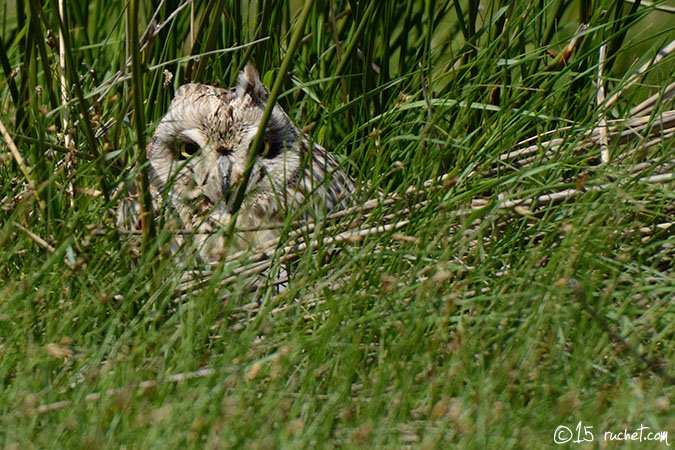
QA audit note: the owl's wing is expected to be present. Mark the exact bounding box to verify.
[114,175,165,233]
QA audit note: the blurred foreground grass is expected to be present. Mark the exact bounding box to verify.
[0,1,673,448]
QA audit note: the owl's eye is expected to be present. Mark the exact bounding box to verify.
[177,141,200,159]
[262,140,281,159]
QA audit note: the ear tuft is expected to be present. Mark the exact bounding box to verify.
[174,83,199,100]
[237,63,269,103]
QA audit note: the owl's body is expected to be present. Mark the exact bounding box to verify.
[131,65,353,261]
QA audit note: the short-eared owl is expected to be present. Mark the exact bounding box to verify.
[134,64,353,261]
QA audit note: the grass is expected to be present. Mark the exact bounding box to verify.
[1,1,674,448]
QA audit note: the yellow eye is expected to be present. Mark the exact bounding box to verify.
[262,140,282,158]
[178,141,200,159]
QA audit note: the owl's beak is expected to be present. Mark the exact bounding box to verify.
[218,155,231,193]
[218,155,236,211]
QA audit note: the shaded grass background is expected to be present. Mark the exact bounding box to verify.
[1,0,674,448]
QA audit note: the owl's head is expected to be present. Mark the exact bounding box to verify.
[148,64,302,230]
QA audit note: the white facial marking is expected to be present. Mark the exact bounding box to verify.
[179,129,207,148]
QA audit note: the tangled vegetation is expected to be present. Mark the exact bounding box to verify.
[1,1,673,448]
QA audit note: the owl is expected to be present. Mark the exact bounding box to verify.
[133,64,354,261]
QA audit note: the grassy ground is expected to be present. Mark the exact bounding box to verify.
[1,1,673,448]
